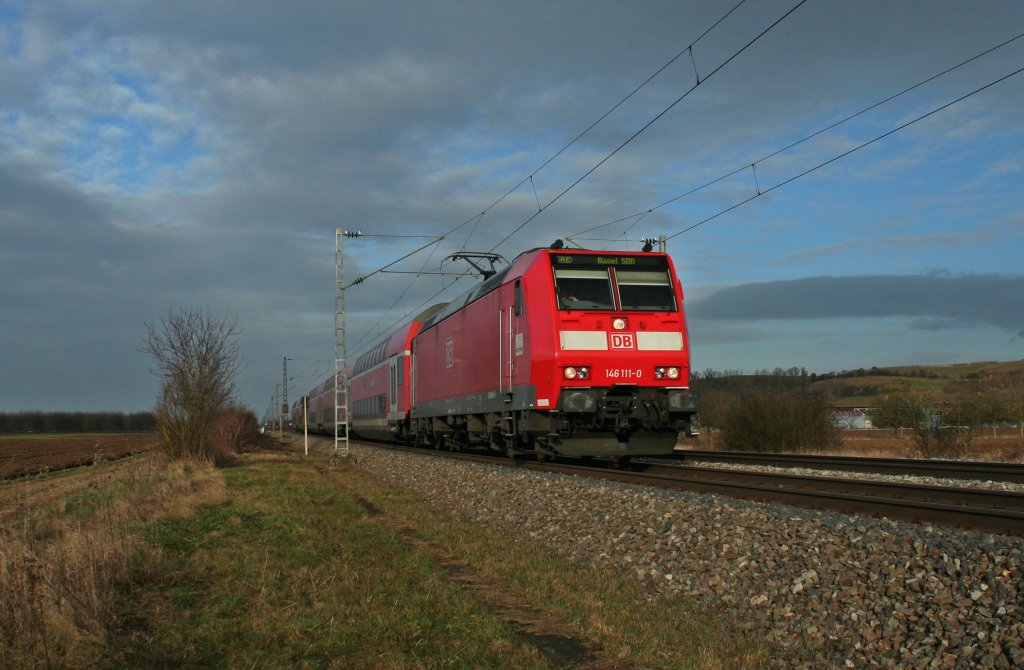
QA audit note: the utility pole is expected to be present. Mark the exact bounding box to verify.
[302,395,309,456]
[334,229,358,459]
[281,356,291,437]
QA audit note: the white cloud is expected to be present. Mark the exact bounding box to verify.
[2,0,1023,410]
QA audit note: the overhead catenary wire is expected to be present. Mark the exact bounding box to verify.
[567,30,1024,241]
[332,15,1022,378]
[577,65,1024,245]
[487,0,811,254]
[364,0,747,277]
[665,63,1024,240]
[602,210,652,251]
[344,234,445,289]
[340,17,1019,358]
[351,234,452,349]
[348,274,477,354]
[451,0,751,255]
[344,0,763,348]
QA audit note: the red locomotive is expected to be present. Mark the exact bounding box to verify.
[295,245,698,459]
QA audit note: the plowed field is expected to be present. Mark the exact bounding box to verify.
[0,433,157,479]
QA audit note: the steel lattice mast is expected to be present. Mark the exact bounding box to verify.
[334,229,358,458]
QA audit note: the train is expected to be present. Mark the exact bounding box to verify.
[292,244,698,460]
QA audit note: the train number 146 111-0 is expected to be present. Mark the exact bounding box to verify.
[605,368,643,380]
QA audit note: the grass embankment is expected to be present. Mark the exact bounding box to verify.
[118,452,553,669]
[3,442,767,669]
[0,452,226,668]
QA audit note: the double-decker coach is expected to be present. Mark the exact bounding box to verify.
[409,245,698,459]
[291,375,344,435]
[346,304,447,441]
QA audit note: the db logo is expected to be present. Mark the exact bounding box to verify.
[609,333,636,350]
[445,339,455,368]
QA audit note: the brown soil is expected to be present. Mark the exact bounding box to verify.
[0,433,158,480]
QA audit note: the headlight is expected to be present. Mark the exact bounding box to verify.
[655,366,681,380]
[612,318,627,330]
[564,366,590,380]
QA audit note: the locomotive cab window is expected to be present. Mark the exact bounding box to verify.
[554,269,614,310]
[617,269,676,311]
[552,254,676,312]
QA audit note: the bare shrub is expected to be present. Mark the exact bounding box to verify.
[142,308,241,462]
[205,406,263,465]
[722,388,840,453]
[693,388,735,449]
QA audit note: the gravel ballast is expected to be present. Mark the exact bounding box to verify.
[352,445,1023,669]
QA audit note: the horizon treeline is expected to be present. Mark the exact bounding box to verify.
[0,411,155,434]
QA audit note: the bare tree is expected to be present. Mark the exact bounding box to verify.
[142,308,241,461]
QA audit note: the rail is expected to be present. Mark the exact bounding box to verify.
[669,450,1024,483]
[367,442,1024,535]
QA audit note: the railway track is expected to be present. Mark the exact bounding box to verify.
[669,449,1024,483]
[369,443,1024,535]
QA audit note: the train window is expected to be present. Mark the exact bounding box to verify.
[554,269,615,310]
[514,280,524,316]
[616,270,677,311]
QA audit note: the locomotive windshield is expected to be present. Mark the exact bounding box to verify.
[552,254,677,312]
[616,269,676,311]
[554,269,615,309]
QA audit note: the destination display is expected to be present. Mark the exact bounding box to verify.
[551,253,667,269]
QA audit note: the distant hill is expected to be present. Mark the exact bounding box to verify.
[810,360,1024,407]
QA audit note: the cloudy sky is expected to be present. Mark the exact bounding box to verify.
[2,0,1022,414]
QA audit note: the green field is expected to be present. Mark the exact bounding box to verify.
[2,443,768,669]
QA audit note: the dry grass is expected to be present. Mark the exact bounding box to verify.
[837,430,1024,461]
[686,429,1024,461]
[0,451,226,669]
